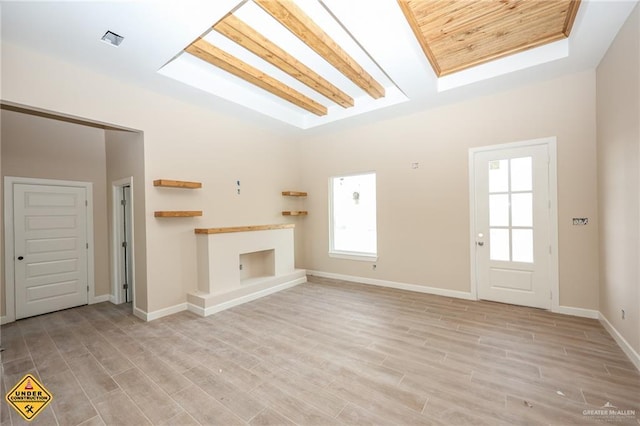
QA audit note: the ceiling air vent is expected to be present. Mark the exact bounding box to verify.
[101,31,124,47]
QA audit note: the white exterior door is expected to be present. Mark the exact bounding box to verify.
[473,143,552,309]
[14,183,89,319]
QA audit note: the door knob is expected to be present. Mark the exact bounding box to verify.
[17,256,24,260]
[477,242,484,247]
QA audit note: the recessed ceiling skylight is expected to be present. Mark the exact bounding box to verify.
[158,0,407,129]
[101,30,124,47]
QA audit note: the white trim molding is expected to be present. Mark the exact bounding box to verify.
[91,295,111,304]
[554,305,599,319]
[134,303,188,322]
[132,276,307,322]
[599,313,640,371]
[188,276,307,317]
[110,177,136,307]
[133,306,148,321]
[307,270,474,300]
[328,251,378,262]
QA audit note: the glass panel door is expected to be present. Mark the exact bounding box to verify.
[473,141,553,310]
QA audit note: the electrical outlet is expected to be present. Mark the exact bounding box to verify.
[622,309,625,320]
[239,264,243,271]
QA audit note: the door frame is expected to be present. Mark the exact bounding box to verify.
[3,176,96,323]
[110,177,135,306]
[468,137,560,311]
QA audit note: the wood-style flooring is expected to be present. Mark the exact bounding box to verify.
[1,276,639,425]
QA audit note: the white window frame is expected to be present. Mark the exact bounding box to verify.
[328,171,378,262]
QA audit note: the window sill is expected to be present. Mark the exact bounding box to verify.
[328,251,378,262]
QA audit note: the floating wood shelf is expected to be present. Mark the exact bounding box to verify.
[282,191,307,197]
[282,211,308,216]
[155,211,203,218]
[154,179,202,189]
[195,224,295,234]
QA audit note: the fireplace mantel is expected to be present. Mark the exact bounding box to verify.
[188,223,306,316]
[194,223,295,234]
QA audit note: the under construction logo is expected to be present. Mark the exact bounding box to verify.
[5,374,53,421]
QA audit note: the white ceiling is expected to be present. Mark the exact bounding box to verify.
[1,0,638,132]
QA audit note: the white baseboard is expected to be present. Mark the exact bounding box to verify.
[599,313,640,371]
[134,303,188,322]
[109,295,118,304]
[132,306,148,321]
[0,316,10,325]
[306,270,474,300]
[190,276,307,317]
[126,275,307,322]
[186,303,205,317]
[91,294,111,304]
[553,305,599,319]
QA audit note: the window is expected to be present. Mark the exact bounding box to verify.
[329,172,377,260]
[488,156,534,263]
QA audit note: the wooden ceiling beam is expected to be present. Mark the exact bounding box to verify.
[185,38,327,116]
[214,14,353,108]
[254,0,385,99]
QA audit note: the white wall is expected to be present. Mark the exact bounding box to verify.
[299,71,599,311]
[1,41,302,315]
[596,4,640,354]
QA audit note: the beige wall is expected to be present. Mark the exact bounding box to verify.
[1,41,302,315]
[299,71,599,310]
[0,109,110,316]
[596,4,640,353]
[0,112,3,316]
[0,34,605,317]
[105,129,147,311]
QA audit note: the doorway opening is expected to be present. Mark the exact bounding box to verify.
[112,178,135,308]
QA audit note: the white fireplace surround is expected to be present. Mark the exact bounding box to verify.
[188,224,306,316]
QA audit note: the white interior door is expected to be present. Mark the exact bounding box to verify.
[473,143,552,309]
[14,183,89,319]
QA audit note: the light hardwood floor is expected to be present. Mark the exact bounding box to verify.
[1,276,639,425]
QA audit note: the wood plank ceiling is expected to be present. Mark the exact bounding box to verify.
[180,0,582,117]
[398,0,581,77]
[183,0,385,117]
